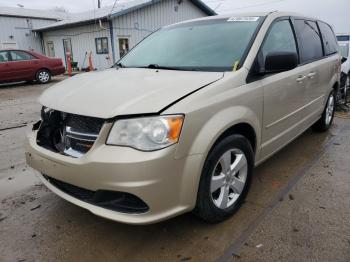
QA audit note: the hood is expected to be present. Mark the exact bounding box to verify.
[40,68,224,119]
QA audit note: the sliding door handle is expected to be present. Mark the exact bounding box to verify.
[307,72,316,79]
[296,76,306,83]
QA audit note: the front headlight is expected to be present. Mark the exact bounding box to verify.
[106,115,184,151]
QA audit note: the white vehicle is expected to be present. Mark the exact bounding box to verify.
[337,34,350,101]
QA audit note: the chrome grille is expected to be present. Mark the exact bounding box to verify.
[37,109,105,158]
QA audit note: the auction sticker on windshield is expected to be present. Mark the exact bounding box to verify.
[227,17,260,22]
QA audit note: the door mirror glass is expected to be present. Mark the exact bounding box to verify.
[265,52,298,73]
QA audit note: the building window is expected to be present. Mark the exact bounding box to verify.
[95,37,109,54]
[118,38,129,58]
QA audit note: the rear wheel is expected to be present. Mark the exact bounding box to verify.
[312,90,335,132]
[194,135,254,223]
[345,74,349,103]
[36,69,51,84]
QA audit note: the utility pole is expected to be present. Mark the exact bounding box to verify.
[98,0,101,8]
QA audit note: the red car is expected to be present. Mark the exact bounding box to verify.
[0,49,65,84]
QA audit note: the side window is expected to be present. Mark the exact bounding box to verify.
[261,20,298,65]
[0,51,10,62]
[95,37,109,54]
[318,21,338,56]
[10,51,35,61]
[294,20,323,63]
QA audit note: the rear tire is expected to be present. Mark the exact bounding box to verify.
[194,134,254,223]
[312,90,335,132]
[344,74,349,103]
[36,69,51,84]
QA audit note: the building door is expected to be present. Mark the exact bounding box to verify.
[47,41,55,57]
[63,38,73,67]
[118,38,129,58]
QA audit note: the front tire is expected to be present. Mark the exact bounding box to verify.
[194,135,254,223]
[36,69,51,84]
[312,90,335,132]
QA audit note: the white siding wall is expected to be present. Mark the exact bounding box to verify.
[111,0,207,61]
[42,22,113,70]
[0,16,56,52]
[42,0,208,70]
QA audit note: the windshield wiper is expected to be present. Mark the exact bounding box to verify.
[142,64,198,71]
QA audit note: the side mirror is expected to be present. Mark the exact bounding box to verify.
[264,52,298,74]
[341,57,347,64]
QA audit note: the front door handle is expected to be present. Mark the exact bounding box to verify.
[307,72,316,79]
[296,76,306,83]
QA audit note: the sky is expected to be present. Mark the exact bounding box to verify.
[0,0,349,32]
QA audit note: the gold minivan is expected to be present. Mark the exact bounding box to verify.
[26,12,340,224]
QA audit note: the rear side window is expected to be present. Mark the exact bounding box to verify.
[261,19,298,64]
[318,22,338,56]
[294,20,323,63]
[10,51,35,61]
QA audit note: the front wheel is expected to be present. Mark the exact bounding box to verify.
[194,135,254,223]
[36,69,51,84]
[312,90,335,132]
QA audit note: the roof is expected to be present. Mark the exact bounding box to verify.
[0,6,67,20]
[34,0,216,31]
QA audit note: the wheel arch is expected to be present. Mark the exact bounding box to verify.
[213,123,257,154]
[36,67,52,76]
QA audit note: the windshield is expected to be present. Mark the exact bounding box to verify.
[117,17,264,72]
[339,43,349,57]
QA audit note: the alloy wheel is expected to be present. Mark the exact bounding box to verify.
[325,93,335,125]
[210,149,248,209]
[38,71,50,83]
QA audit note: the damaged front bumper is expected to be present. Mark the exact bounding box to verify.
[25,125,203,224]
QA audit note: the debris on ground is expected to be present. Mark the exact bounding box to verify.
[30,205,41,211]
[256,244,263,249]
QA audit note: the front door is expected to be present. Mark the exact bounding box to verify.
[259,18,309,158]
[47,41,55,57]
[118,38,129,58]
